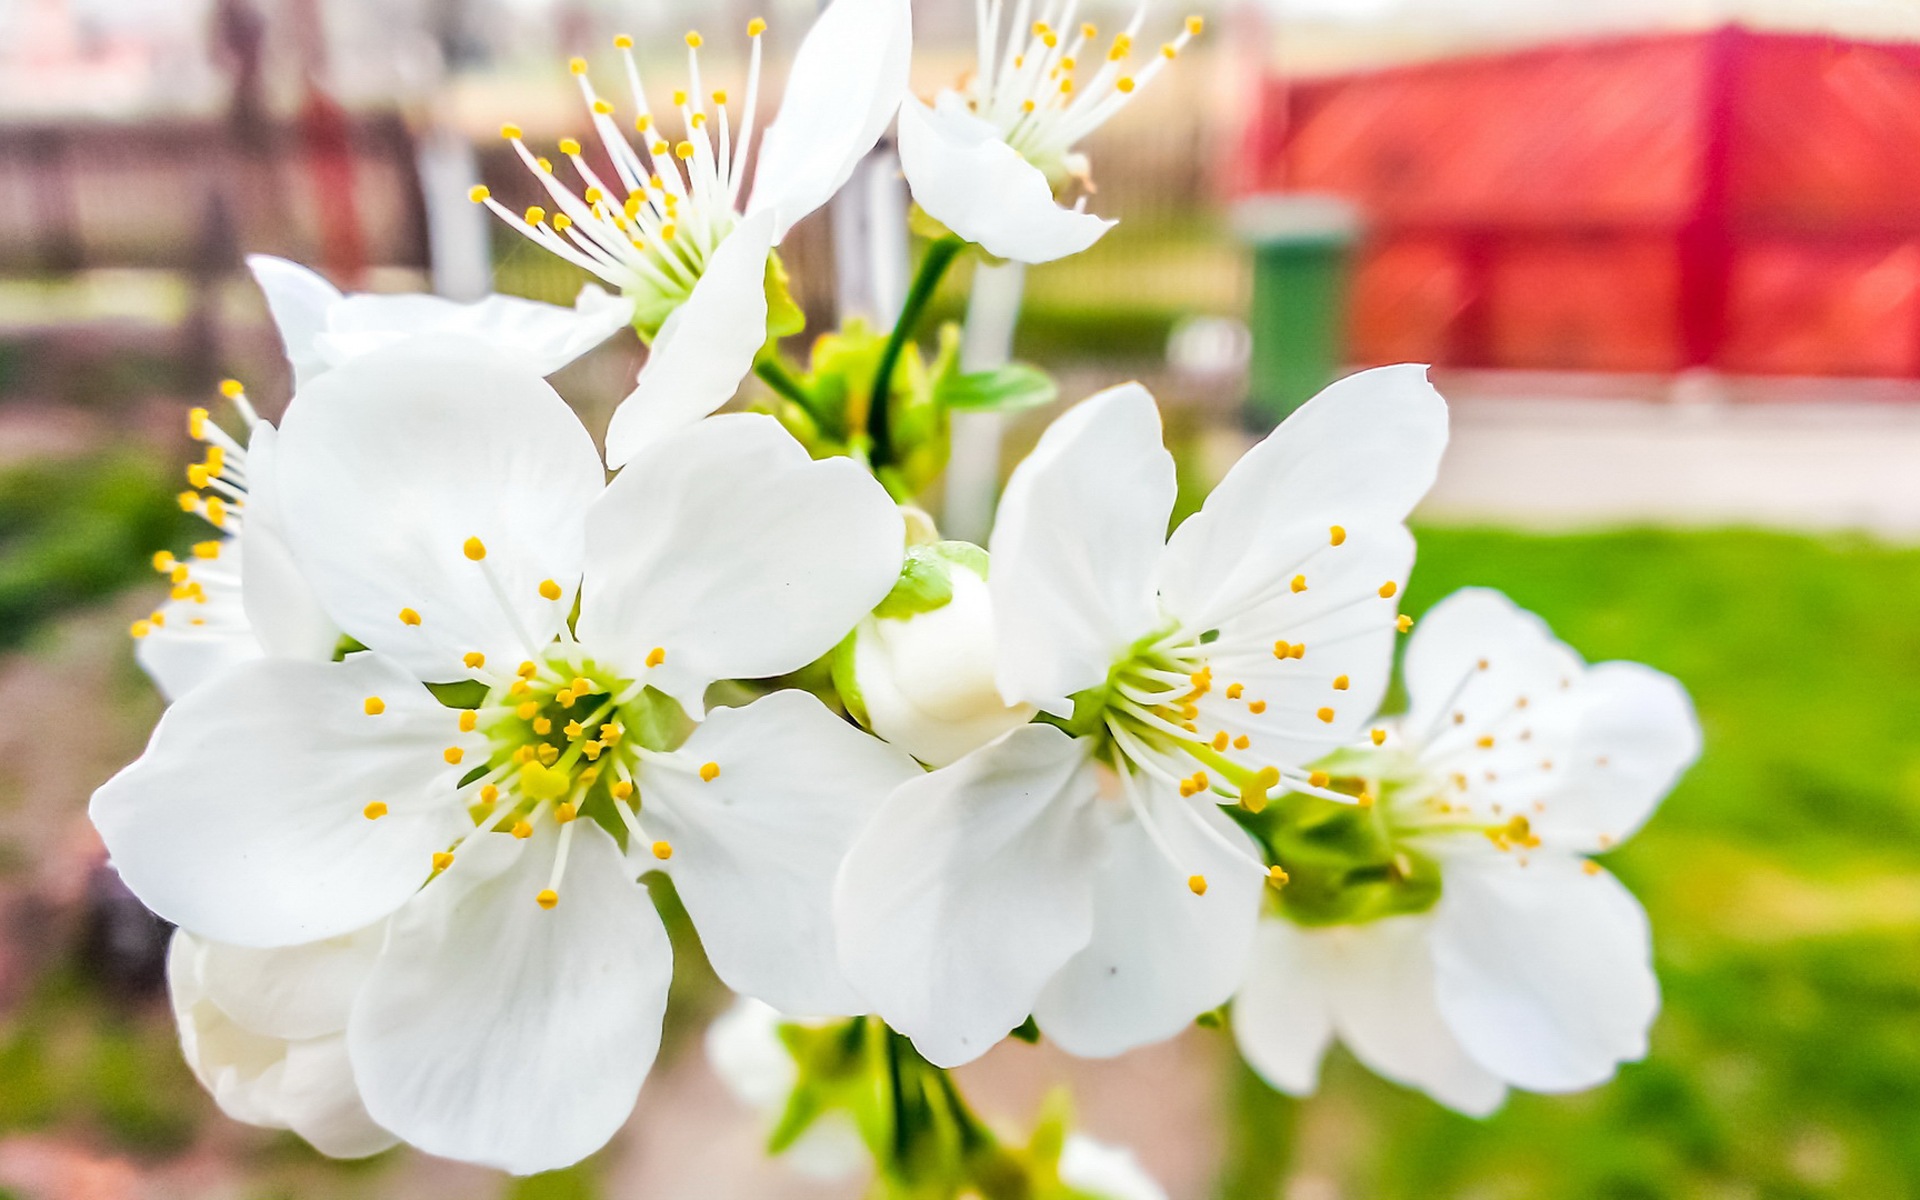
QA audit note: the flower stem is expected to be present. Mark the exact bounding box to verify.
[754,352,813,410]
[1212,1055,1301,1199]
[868,236,968,470]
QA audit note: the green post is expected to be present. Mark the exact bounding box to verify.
[1234,194,1362,427]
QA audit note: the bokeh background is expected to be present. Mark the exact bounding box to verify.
[4,0,1920,1197]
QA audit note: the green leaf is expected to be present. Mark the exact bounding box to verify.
[936,362,1059,413]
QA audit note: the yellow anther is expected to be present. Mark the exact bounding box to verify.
[399,607,422,626]
[524,206,546,226]
[152,550,177,572]
[1188,874,1209,896]
[1379,581,1399,599]
[685,30,704,48]
[1316,707,1335,724]
[513,820,533,839]
[614,34,634,49]
[433,852,454,871]
[1110,34,1133,60]
[463,651,486,670]
[568,56,588,75]
[517,660,539,678]
[463,536,487,561]
[748,17,767,36]
[1397,614,1415,633]
[130,620,152,639]
[539,579,562,601]
[1371,728,1387,746]
[205,498,228,527]
[1289,643,1306,659]
[564,720,584,738]
[1291,574,1307,593]
[1583,860,1603,876]
[1059,79,1074,94]
[176,491,198,512]
[1357,791,1376,809]
[364,696,386,716]
[512,704,536,724]
[1248,700,1267,714]
[1333,675,1350,691]
[1189,669,1211,690]
[569,677,591,695]
[170,565,189,584]
[1273,640,1292,659]
[458,711,479,733]
[536,157,553,173]
[500,122,524,139]
[187,408,209,439]
[480,785,499,804]
[534,717,553,735]
[191,540,221,560]
[537,889,560,909]
[1162,42,1179,59]
[645,647,666,668]
[443,747,465,765]
[1022,99,1037,114]
[363,801,388,820]
[1309,770,1330,788]
[538,745,560,765]
[1267,866,1290,888]
[1234,735,1251,750]
[1211,731,1229,752]
[1330,524,1347,546]
[1478,658,1491,671]
[675,141,695,160]
[593,98,614,115]
[652,140,670,155]
[1225,683,1244,700]
[712,89,728,105]
[558,137,582,156]
[600,724,622,743]
[688,760,718,784]
[187,464,210,489]
[1187,15,1205,35]
[582,741,604,761]
[651,840,674,860]
[1477,735,1496,749]
[611,780,634,801]
[556,689,575,708]
[690,112,707,129]
[583,185,604,204]
[1117,77,1136,93]
[468,184,490,203]
[1083,22,1099,38]
[555,802,578,824]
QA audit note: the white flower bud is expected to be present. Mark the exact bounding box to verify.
[168,928,395,1159]
[704,998,866,1181]
[1059,1135,1169,1200]
[848,554,1035,766]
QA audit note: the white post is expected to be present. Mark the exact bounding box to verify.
[831,142,910,325]
[416,120,491,301]
[942,260,1027,543]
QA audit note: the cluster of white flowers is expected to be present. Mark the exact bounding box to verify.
[91,0,1701,1189]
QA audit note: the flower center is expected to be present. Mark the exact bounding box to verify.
[132,380,259,643]
[479,22,767,334]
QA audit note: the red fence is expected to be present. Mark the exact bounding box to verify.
[1241,27,1920,378]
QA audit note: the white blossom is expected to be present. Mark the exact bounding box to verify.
[835,367,1449,1067]
[1232,589,1700,1114]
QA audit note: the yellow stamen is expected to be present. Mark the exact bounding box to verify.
[433,852,454,871]
[464,651,486,669]
[399,607,422,626]
[513,821,533,839]
[363,801,388,820]
[537,889,560,909]
[1316,707,1335,724]
[500,123,523,139]
[459,711,479,733]
[1187,874,1209,896]
[1379,581,1399,598]
[1333,675,1350,691]
[443,747,465,765]
[651,840,674,860]
[699,762,720,782]
[1371,728,1387,746]
[468,184,490,203]
[645,647,666,668]
[1330,524,1347,546]
[1291,574,1307,593]
[1267,866,1290,888]
[463,536,487,561]
[539,579,562,601]
[364,696,386,715]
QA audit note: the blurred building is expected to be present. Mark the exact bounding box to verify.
[1242,26,1920,378]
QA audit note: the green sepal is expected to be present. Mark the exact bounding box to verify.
[425,679,488,709]
[764,248,806,340]
[829,629,871,731]
[873,542,989,620]
[1007,1015,1041,1044]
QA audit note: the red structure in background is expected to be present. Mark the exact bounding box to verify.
[1240,27,1920,377]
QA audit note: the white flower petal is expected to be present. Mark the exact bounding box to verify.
[747,0,912,240]
[1309,918,1507,1116]
[603,211,774,468]
[705,997,800,1111]
[169,932,396,1159]
[1158,364,1446,633]
[196,924,385,1041]
[238,423,339,662]
[349,824,672,1175]
[1231,920,1336,1097]
[638,690,920,1017]
[834,724,1102,1067]
[898,94,1113,265]
[990,383,1174,713]
[1034,787,1263,1058]
[854,566,1036,767]
[247,255,342,389]
[274,337,605,682]
[1060,1135,1169,1200]
[1431,855,1659,1093]
[318,286,630,377]
[92,655,473,947]
[580,413,902,714]
[1403,591,1699,852]
[1190,523,1416,768]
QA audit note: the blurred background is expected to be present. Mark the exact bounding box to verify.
[4,0,1920,1197]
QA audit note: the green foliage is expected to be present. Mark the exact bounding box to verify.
[0,452,198,649]
[506,1165,604,1200]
